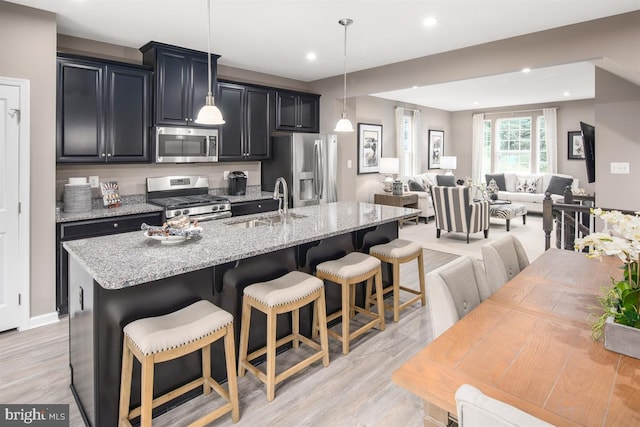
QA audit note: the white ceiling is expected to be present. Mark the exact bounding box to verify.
[6,0,640,110]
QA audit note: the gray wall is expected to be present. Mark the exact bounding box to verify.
[0,1,56,317]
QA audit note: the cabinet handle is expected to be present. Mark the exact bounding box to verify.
[113,223,119,228]
[101,153,106,157]
[185,118,189,122]
[107,153,112,157]
[258,204,262,208]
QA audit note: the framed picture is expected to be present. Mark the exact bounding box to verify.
[428,129,444,169]
[357,123,382,174]
[568,131,585,159]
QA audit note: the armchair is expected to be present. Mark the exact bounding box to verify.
[430,185,490,243]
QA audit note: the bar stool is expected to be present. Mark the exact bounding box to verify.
[368,239,426,322]
[237,271,329,402]
[118,300,239,427]
[315,252,385,355]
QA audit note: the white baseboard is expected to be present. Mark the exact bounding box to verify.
[26,312,59,330]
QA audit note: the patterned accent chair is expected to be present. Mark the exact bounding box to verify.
[429,185,490,243]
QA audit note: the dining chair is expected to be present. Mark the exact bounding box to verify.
[455,384,555,427]
[425,255,492,339]
[430,185,490,243]
[481,234,530,291]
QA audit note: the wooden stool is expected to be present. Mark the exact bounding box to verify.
[118,300,239,427]
[237,271,329,402]
[315,252,385,355]
[368,239,426,322]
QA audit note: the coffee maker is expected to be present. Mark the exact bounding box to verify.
[228,171,247,196]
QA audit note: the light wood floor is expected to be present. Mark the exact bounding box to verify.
[0,249,457,427]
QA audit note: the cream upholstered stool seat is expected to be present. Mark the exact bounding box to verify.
[368,239,426,322]
[237,271,329,402]
[118,300,239,427]
[315,251,385,355]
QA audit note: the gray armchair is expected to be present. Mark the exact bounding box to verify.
[430,185,490,243]
[481,234,530,292]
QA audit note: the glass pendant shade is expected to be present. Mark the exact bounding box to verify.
[195,95,225,125]
[334,113,354,132]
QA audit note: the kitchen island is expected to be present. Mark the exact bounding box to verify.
[64,201,419,426]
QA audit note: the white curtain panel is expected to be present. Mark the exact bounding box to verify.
[412,109,422,175]
[394,106,405,174]
[543,107,557,173]
[472,113,485,183]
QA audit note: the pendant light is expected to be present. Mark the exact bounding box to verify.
[334,18,354,132]
[195,0,225,125]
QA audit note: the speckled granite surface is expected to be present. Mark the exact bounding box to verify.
[64,202,420,290]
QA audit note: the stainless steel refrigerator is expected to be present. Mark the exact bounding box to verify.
[261,133,337,207]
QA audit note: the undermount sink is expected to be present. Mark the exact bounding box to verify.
[226,212,307,228]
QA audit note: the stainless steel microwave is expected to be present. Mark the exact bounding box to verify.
[154,127,218,163]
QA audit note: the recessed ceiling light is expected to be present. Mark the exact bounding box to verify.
[423,17,438,27]
[473,101,479,105]
[564,91,571,96]
[306,52,317,61]
[411,85,418,89]
[521,67,531,73]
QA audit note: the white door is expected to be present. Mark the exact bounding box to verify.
[0,84,21,331]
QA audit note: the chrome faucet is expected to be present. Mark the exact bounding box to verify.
[273,177,289,215]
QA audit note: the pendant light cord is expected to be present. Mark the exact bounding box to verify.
[206,0,212,98]
[342,22,348,114]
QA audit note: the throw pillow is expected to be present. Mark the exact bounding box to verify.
[408,179,426,192]
[436,175,456,187]
[545,175,573,195]
[515,177,540,194]
[485,173,506,191]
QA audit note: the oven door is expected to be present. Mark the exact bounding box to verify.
[154,127,218,163]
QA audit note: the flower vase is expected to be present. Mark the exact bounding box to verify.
[604,317,640,359]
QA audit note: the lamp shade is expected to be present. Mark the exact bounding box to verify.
[440,156,457,170]
[379,157,400,174]
[195,104,225,125]
[334,117,354,132]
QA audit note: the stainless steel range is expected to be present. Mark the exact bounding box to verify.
[146,176,231,221]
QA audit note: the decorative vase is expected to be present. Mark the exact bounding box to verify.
[604,316,640,359]
[392,180,403,196]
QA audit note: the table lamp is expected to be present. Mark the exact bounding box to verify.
[379,157,400,192]
[440,156,457,175]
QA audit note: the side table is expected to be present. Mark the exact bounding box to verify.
[374,193,419,228]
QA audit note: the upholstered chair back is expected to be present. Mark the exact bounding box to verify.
[430,185,490,242]
[426,256,492,339]
[455,384,554,427]
[481,235,530,291]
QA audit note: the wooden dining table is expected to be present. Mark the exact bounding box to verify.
[392,248,640,427]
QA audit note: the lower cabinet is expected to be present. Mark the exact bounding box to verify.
[56,212,163,314]
[230,199,279,216]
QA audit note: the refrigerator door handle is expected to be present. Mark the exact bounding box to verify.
[314,140,324,201]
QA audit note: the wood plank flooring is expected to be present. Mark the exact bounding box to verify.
[0,249,457,427]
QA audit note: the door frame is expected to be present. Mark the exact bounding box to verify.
[1,77,30,331]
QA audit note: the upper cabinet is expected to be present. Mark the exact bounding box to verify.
[217,81,272,161]
[56,54,151,163]
[275,91,320,133]
[140,41,219,127]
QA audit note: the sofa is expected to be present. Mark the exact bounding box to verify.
[486,172,579,213]
[399,173,439,221]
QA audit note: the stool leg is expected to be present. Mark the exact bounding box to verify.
[392,261,401,322]
[224,323,240,423]
[349,283,356,319]
[311,297,319,340]
[238,298,252,377]
[364,278,373,311]
[140,355,154,427]
[417,251,426,306]
[374,267,386,332]
[316,290,330,367]
[292,308,299,349]
[202,344,211,396]
[266,308,277,401]
[118,338,133,425]
[341,281,350,355]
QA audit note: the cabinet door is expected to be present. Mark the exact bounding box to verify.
[297,94,320,133]
[155,49,189,125]
[245,87,272,159]
[188,54,211,124]
[105,65,151,162]
[217,83,245,160]
[275,91,298,131]
[57,60,104,162]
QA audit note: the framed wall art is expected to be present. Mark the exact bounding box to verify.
[568,131,585,159]
[357,123,382,174]
[428,129,444,169]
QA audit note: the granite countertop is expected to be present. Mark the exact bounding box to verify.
[64,202,420,290]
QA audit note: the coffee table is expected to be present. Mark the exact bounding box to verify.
[488,200,527,231]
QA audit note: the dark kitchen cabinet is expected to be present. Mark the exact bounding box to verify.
[141,41,219,126]
[56,55,151,163]
[230,199,279,216]
[275,91,320,133]
[217,81,272,161]
[56,211,163,314]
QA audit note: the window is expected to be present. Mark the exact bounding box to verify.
[483,112,546,175]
